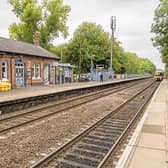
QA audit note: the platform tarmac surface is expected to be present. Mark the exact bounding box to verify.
[0,81,103,102]
[0,78,133,102]
[116,79,168,168]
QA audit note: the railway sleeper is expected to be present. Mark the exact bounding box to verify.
[86,135,115,142]
[77,143,109,153]
[62,154,99,167]
[81,138,112,148]
[57,160,93,168]
[72,149,103,159]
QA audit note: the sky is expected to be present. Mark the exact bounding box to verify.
[0,0,165,69]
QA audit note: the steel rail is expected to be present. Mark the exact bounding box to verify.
[0,77,150,114]
[30,80,157,168]
[0,80,148,134]
[97,81,159,168]
[0,80,143,122]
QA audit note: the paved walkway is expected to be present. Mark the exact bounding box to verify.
[0,76,152,103]
[0,79,124,102]
[0,78,139,102]
[116,79,168,168]
[0,81,97,102]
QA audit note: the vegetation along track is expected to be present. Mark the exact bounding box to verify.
[0,79,152,134]
[31,80,159,168]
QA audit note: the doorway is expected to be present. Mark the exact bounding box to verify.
[15,64,24,87]
[43,64,49,84]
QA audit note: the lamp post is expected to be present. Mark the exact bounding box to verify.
[110,16,116,75]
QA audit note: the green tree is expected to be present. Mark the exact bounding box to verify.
[112,42,125,73]
[50,43,69,63]
[122,52,139,73]
[138,58,156,74]
[58,21,123,74]
[165,63,168,77]
[122,52,156,74]
[8,0,70,48]
[151,0,168,70]
[67,22,111,73]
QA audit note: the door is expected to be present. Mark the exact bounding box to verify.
[43,64,49,84]
[51,66,56,84]
[15,65,24,87]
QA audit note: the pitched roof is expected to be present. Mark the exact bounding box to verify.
[0,37,60,60]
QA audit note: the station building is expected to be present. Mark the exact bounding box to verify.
[0,33,61,88]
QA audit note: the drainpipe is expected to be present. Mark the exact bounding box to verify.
[11,54,14,89]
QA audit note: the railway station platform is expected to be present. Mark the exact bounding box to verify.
[116,79,168,168]
[0,80,114,102]
[0,77,144,102]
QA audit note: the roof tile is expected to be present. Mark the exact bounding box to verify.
[0,37,60,60]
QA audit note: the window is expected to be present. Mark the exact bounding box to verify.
[32,63,41,79]
[1,61,8,80]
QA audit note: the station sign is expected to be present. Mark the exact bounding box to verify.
[15,58,24,65]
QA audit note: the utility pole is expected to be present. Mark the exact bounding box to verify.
[61,48,63,63]
[110,16,116,74]
[79,40,82,81]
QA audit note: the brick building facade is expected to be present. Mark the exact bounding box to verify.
[0,36,60,88]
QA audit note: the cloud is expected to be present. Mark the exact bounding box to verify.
[62,0,163,68]
[0,0,164,69]
[0,0,18,37]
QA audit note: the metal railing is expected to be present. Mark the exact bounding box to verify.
[73,70,152,82]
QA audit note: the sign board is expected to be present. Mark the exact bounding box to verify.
[15,58,24,65]
[52,62,59,66]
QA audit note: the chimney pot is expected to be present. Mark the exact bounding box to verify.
[33,31,40,46]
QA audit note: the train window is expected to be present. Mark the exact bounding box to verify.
[155,71,163,76]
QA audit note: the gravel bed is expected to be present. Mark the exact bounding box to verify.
[0,81,150,168]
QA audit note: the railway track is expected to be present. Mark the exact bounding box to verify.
[0,78,150,114]
[0,79,152,134]
[31,80,159,168]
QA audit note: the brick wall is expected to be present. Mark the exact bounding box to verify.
[0,54,58,88]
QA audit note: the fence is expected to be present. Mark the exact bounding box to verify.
[90,69,151,81]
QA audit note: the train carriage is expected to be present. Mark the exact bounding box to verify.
[154,70,164,81]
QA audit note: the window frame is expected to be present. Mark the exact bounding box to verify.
[32,63,41,79]
[1,61,8,80]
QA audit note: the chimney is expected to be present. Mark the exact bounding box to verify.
[33,31,40,46]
